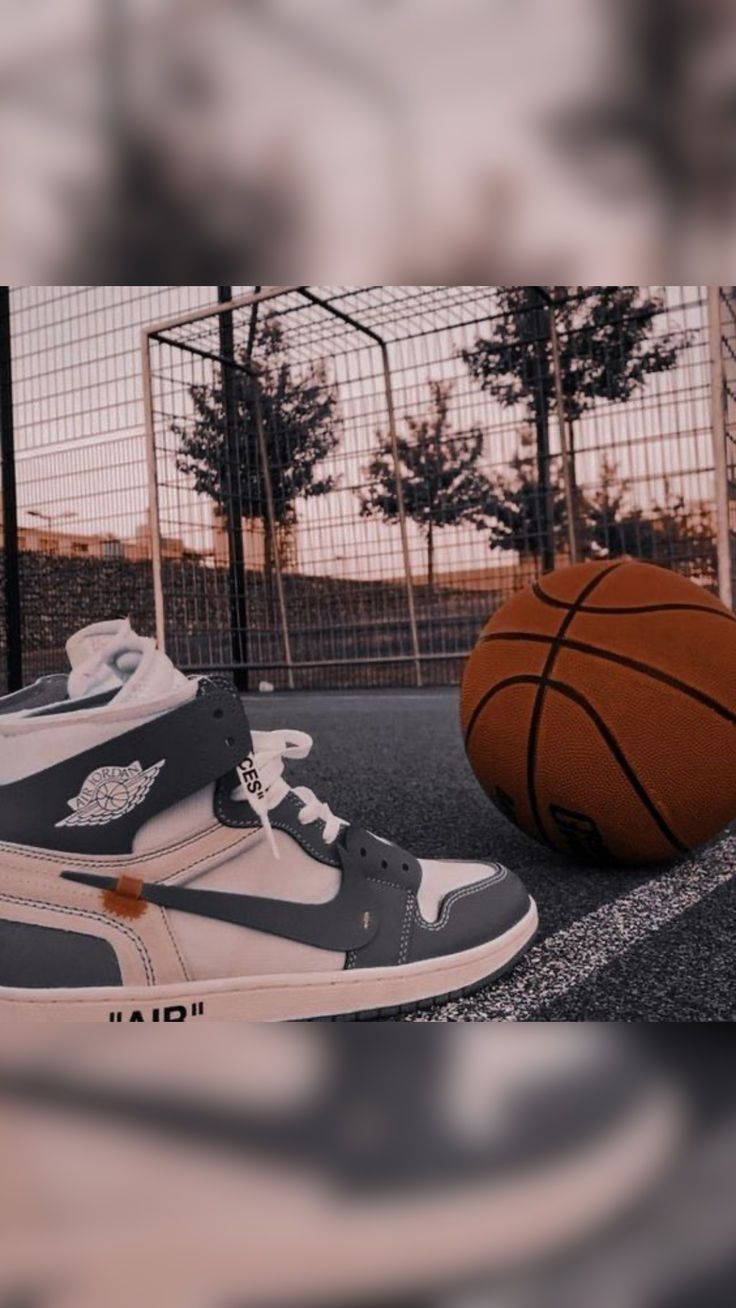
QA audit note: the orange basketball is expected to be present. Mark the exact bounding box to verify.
[460,560,736,866]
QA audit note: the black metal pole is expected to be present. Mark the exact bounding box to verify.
[217,286,249,691]
[527,288,555,573]
[0,288,22,691]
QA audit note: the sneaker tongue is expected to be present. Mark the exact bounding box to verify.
[65,619,190,704]
[66,619,133,672]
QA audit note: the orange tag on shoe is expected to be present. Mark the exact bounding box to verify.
[103,874,148,920]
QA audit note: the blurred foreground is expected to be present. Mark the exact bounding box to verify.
[0,1026,732,1307]
[1,0,735,280]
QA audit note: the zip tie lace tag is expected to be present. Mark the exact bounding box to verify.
[236,755,280,861]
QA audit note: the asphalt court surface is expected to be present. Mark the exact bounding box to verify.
[244,686,736,1021]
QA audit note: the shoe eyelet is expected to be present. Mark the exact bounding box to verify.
[360,848,367,857]
[381,859,388,870]
[402,863,409,871]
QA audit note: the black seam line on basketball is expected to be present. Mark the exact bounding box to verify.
[466,563,624,830]
[464,674,688,854]
[480,632,736,725]
[531,582,736,621]
[524,563,624,845]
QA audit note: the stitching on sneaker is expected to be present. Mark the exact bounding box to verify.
[0,824,251,871]
[0,891,156,985]
[398,892,416,965]
[215,792,340,865]
[416,872,508,932]
[159,907,191,981]
[345,879,410,970]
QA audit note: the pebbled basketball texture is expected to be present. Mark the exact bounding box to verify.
[460,560,736,866]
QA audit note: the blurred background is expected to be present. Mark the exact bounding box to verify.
[1,0,736,283]
[0,1025,733,1307]
[1,283,735,692]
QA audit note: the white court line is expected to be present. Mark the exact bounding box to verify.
[439,836,736,1020]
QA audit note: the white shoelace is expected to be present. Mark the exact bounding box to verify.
[232,729,346,860]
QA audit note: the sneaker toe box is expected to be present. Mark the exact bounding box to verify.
[407,864,534,963]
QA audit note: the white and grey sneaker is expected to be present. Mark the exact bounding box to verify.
[0,621,537,1021]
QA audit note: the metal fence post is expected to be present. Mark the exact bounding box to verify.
[707,286,734,608]
[0,288,22,690]
[529,290,556,574]
[218,286,250,690]
[251,381,295,689]
[547,296,579,565]
[380,344,423,687]
[141,329,167,651]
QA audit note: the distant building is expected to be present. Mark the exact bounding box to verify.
[12,509,299,571]
[16,520,199,563]
[17,524,120,559]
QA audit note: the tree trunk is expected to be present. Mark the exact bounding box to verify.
[528,290,556,574]
[567,416,583,560]
[217,288,248,688]
[263,514,276,623]
[533,402,555,572]
[427,521,434,593]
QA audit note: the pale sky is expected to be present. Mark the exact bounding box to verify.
[9,285,714,582]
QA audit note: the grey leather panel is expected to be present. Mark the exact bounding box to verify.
[350,867,531,969]
[0,675,69,715]
[341,826,421,893]
[216,787,343,867]
[407,869,530,963]
[0,919,122,988]
[0,682,252,855]
[29,688,119,716]
[345,881,415,970]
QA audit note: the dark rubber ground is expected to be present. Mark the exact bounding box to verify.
[243,687,736,1022]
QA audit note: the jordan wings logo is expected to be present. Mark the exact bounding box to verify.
[56,760,166,828]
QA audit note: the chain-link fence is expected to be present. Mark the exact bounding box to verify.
[2,285,735,692]
[143,285,731,688]
[715,285,736,604]
[0,287,224,692]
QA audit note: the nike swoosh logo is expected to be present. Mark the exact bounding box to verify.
[61,856,381,952]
